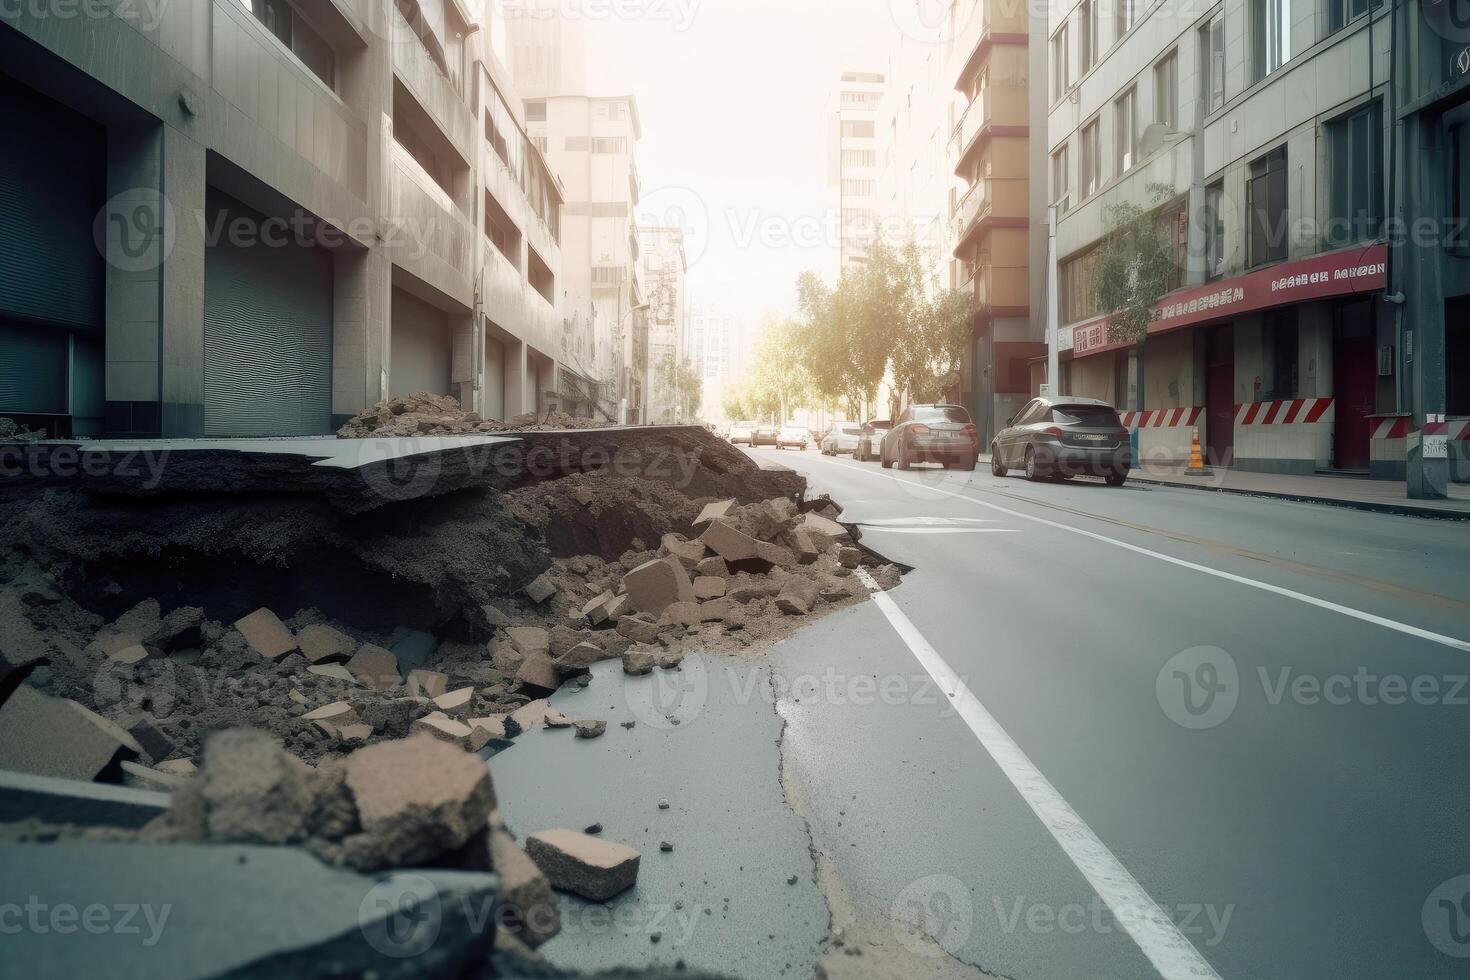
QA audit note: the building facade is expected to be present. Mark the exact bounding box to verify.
[949,0,1049,443]
[827,71,887,272]
[639,225,688,424]
[1046,0,1412,480]
[0,0,584,437]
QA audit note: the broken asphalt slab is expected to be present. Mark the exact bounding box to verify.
[0,841,498,980]
[488,655,828,979]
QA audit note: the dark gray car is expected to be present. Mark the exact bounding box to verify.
[879,404,978,471]
[991,395,1132,485]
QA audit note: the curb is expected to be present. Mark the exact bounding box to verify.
[1126,474,1470,521]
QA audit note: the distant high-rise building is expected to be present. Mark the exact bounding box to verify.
[827,71,887,272]
[501,0,586,97]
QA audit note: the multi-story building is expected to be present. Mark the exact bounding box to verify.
[0,0,584,436]
[947,0,1049,442]
[687,305,734,383]
[518,93,644,420]
[639,226,688,424]
[1393,2,1469,495]
[1047,0,1402,479]
[827,71,887,272]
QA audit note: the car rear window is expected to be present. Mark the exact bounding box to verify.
[841,426,861,435]
[1052,405,1123,427]
[913,406,972,424]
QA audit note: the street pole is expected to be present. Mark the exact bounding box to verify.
[1045,205,1060,396]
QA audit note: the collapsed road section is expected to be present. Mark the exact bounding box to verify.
[0,418,902,977]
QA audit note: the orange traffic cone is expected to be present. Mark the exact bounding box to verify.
[1185,428,1212,475]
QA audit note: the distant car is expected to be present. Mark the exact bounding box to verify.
[854,420,892,461]
[777,426,810,450]
[750,425,780,447]
[820,421,863,455]
[991,396,1132,485]
[728,421,757,446]
[880,404,978,471]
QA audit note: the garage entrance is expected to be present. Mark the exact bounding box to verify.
[1204,325,1235,465]
[1332,299,1376,471]
[203,189,333,437]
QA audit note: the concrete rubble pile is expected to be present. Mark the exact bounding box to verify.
[335,392,607,439]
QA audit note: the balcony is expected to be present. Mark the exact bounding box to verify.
[951,179,993,247]
[951,175,1029,251]
[389,143,474,304]
[953,0,1031,95]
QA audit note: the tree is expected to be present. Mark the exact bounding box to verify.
[674,357,702,420]
[746,316,814,422]
[1095,185,1179,410]
[887,244,973,404]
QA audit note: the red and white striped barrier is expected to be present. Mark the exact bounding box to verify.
[1235,398,1333,427]
[1372,417,1412,441]
[1234,397,1334,467]
[1119,407,1203,430]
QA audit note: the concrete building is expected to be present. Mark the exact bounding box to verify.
[518,92,645,421]
[948,0,1049,443]
[639,225,688,424]
[1391,2,1470,495]
[1047,0,1402,478]
[0,0,588,437]
[826,71,887,272]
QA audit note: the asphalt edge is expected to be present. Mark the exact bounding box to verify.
[1124,474,1470,521]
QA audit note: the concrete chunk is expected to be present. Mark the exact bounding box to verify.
[692,576,727,600]
[515,653,560,695]
[491,829,561,946]
[433,687,475,719]
[505,627,551,660]
[411,713,483,751]
[200,728,312,845]
[661,533,707,567]
[700,519,761,562]
[622,648,658,676]
[346,644,401,692]
[234,608,297,660]
[554,641,613,675]
[468,715,510,740]
[799,511,850,543]
[296,624,356,665]
[407,669,450,700]
[622,558,695,617]
[838,546,863,569]
[695,556,729,578]
[525,573,557,604]
[692,498,736,526]
[790,529,821,564]
[579,591,616,626]
[525,829,640,901]
[573,719,607,739]
[143,606,205,652]
[340,734,496,870]
[776,579,820,616]
[308,664,359,684]
[0,686,142,781]
[508,699,550,735]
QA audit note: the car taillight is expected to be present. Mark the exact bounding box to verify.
[1041,426,1064,437]
[1114,429,1130,440]
[910,424,931,435]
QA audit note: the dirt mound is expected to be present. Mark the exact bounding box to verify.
[336,392,609,438]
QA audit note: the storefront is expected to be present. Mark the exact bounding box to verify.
[1060,244,1388,474]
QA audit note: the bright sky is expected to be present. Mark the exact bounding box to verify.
[578,0,899,330]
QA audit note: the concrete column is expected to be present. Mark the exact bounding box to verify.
[159,125,207,437]
[450,311,476,410]
[332,247,390,424]
[504,340,528,417]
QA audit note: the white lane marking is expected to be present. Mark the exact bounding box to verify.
[810,454,1470,654]
[857,527,1020,535]
[855,567,1223,980]
[858,516,1002,527]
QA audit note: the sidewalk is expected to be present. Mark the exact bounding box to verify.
[1126,461,1470,519]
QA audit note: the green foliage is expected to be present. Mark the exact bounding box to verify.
[1095,184,1179,344]
[674,357,702,420]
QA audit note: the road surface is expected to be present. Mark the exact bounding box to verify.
[751,446,1470,980]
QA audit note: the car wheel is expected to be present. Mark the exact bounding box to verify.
[991,446,1007,476]
[880,445,893,469]
[1106,471,1129,487]
[897,441,913,471]
[1025,446,1044,482]
[959,456,977,472]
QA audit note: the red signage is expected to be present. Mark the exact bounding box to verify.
[1068,244,1387,358]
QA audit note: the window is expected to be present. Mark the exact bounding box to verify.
[483,190,521,269]
[1116,0,1135,38]
[1115,88,1138,174]
[1155,52,1179,130]
[842,149,877,167]
[1053,405,1124,426]
[1060,249,1101,323]
[1080,119,1101,199]
[1252,0,1292,81]
[1052,24,1070,101]
[842,120,876,139]
[527,246,555,304]
[591,265,623,286]
[1201,13,1226,114]
[249,0,334,89]
[532,136,548,153]
[1328,0,1377,33]
[1452,123,1470,251]
[1326,102,1383,246]
[591,137,627,154]
[1204,181,1227,278]
[1247,146,1288,267]
[1080,0,1101,73]
[1052,143,1070,210]
[842,179,876,197]
[1261,310,1299,400]
[525,101,546,122]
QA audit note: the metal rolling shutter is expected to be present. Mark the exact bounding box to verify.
[0,322,67,415]
[390,288,451,398]
[203,193,333,437]
[0,85,104,330]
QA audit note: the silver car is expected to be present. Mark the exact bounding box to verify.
[879,404,979,471]
[820,421,863,455]
[991,395,1133,485]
